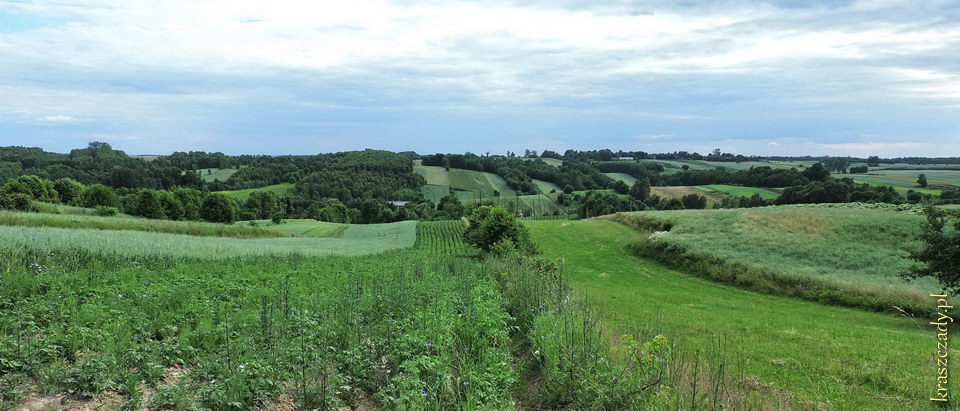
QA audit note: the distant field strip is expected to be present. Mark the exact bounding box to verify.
[602,172,637,185]
[415,220,471,256]
[532,179,561,194]
[699,184,780,200]
[650,186,725,204]
[421,184,451,203]
[1,211,291,238]
[413,165,451,185]
[1,221,417,259]
[239,218,347,237]
[196,167,240,182]
[447,168,516,197]
[218,183,293,201]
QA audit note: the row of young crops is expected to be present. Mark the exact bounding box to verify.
[0,216,671,409]
[415,220,472,256]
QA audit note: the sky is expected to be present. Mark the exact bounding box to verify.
[0,0,958,157]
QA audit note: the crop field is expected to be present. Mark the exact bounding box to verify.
[602,172,637,185]
[414,220,472,256]
[195,168,241,182]
[0,221,416,261]
[525,218,938,409]
[218,183,294,201]
[612,204,937,314]
[3,211,291,238]
[1,211,669,409]
[239,218,347,237]
[699,184,780,200]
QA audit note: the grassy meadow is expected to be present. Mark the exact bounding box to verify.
[195,168,241,183]
[525,218,946,410]
[611,205,938,314]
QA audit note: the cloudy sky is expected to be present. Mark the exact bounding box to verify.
[0,0,958,157]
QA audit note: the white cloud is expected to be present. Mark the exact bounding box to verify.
[37,114,80,122]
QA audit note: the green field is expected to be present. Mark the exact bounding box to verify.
[414,165,517,202]
[648,186,725,205]
[602,172,637,185]
[421,184,452,203]
[2,211,291,238]
[238,218,347,237]
[447,168,516,198]
[218,183,294,201]
[532,179,561,194]
[0,220,417,260]
[413,165,451,186]
[491,194,563,217]
[1,210,663,409]
[847,169,959,194]
[196,167,241,182]
[525,218,941,409]
[698,184,780,200]
[613,205,936,313]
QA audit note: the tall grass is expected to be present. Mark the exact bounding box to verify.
[1,210,292,238]
[0,223,415,263]
[609,205,938,315]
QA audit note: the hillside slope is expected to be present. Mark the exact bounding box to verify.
[525,218,932,409]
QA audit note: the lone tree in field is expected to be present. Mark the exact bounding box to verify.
[463,206,538,255]
[903,206,960,293]
[918,174,928,188]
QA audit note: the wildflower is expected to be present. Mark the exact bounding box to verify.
[421,393,428,397]
[530,308,536,312]
[538,304,544,308]
[463,381,469,386]
[425,343,432,347]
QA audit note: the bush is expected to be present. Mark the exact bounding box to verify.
[463,206,538,255]
[82,184,120,208]
[0,191,32,211]
[94,205,119,217]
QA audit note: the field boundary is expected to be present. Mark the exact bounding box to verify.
[605,212,932,317]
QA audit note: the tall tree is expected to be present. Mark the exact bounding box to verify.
[902,207,960,292]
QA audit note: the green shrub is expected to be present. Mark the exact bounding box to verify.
[95,205,120,216]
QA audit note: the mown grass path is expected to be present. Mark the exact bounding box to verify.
[526,219,946,410]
